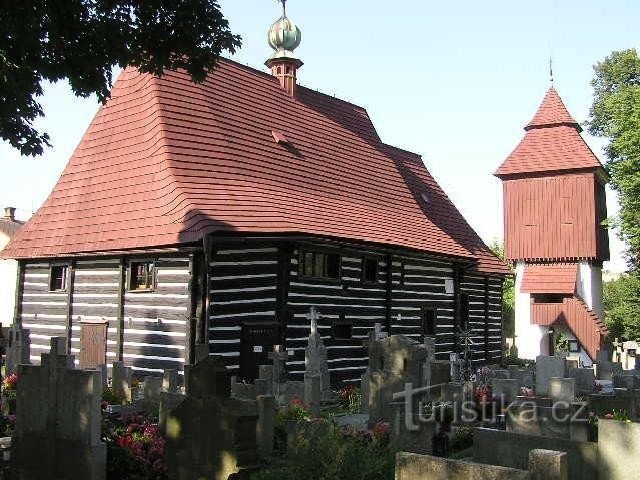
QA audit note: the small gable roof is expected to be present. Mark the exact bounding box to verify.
[3,59,507,275]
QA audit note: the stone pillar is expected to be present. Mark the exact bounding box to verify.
[111,361,131,403]
[6,324,30,375]
[304,374,321,417]
[528,449,568,480]
[361,371,370,414]
[257,395,275,458]
[162,369,179,393]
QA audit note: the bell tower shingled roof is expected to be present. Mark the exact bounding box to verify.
[494,87,603,178]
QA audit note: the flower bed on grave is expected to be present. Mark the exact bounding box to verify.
[257,397,394,480]
[102,410,167,480]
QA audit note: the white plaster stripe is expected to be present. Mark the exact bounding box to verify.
[210,261,277,267]
[212,273,277,281]
[75,270,119,276]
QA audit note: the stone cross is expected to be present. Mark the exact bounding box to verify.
[304,307,330,396]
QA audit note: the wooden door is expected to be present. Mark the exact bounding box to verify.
[239,322,280,382]
[79,322,108,368]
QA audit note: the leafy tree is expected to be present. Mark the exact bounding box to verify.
[587,49,640,269]
[603,273,640,341]
[489,241,515,337]
[1,0,241,156]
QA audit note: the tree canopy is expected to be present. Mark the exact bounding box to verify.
[489,241,515,337]
[603,273,640,341]
[587,49,640,269]
[0,0,241,156]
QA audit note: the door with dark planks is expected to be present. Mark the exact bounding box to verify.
[79,321,108,368]
[239,322,280,381]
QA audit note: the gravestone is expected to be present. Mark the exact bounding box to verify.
[449,353,461,383]
[256,395,275,458]
[304,307,331,400]
[548,378,575,404]
[613,374,640,389]
[368,335,433,424]
[5,323,30,375]
[493,378,520,404]
[304,374,321,417]
[536,356,567,396]
[268,345,289,403]
[142,376,163,413]
[255,365,273,396]
[166,356,259,480]
[12,337,106,480]
[111,361,132,403]
[568,367,595,395]
[391,400,435,455]
[596,361,623,381]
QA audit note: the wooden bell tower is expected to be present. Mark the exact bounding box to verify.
[495,87,610,364]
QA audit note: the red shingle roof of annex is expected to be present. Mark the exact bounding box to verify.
[2,59,508,275]
[494,86,604,178]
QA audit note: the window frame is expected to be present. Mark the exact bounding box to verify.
[128,259,156,292]
[361,257,379,284]
[49,264,69,292]
[299,250,341,281]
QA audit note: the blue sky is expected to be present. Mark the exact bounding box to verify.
[1,0,637,271]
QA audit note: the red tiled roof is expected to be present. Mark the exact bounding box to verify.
[2,59,507,274]
[520,264,577,294]
[525,87,581,131]
[495,87,604,178]
[531,294,607,361]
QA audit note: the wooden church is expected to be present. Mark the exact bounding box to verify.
[495,86,609,365]
[2,6,508,384]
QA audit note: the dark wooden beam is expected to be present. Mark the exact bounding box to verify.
[116,256,126,361]
[484,276,490,362]
[276,241,292,346]
[186,252,202,365]
[65,260,76,353]
[385,253,393,335]
[12,260,25,327]
[202,235,213,347]
[453,263,462,354]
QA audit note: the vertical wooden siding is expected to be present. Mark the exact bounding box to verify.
[504,173,599,261]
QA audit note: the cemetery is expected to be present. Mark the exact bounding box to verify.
[0,313,638,480]
[0,3,637,480]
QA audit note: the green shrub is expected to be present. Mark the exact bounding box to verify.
[252,420,394,480]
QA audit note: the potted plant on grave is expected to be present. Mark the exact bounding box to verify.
[276,398,313,450]
[336,384,362,414]
[1,374,18,416]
